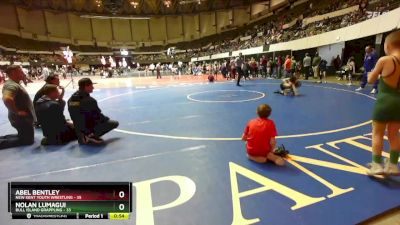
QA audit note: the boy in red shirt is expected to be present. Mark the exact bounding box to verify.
[242,104,285,166]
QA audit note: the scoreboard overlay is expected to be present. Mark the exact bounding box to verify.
[8,182,131,220]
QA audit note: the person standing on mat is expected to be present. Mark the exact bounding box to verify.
[149,63,155,76]
[367,30,400,175]
[235,53,244,86]
[312,52,321,79]
[68,78,119,145]
[242,104,285,166]
[230,57,236,80]
[35,85,77,145]
[284,55,292,78]
[346,56,356,85]
[303,53,312,80]
[156,63,161,79]
[0,65,35,149]
[318,58,328,84]
[260,55,268,78]
[356,45,379,94]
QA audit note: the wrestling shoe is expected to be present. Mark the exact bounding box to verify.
[41,137,48,146]
[274,145,290,157]
[370,88,377,94]
[78,134,88,145]
[355,87,363,91]
[86,136,104,145]
[384,161,400,175]
[86,134,104,144]
[367,162,384,175]
[78,134,104,145]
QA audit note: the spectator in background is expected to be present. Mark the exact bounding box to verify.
[0,65,35,149]
[144,65,149,76]
[260,55,268,78]
[251,58,258,78]
[277,56,283,78]
[230,57,236,79]
[319,58,328,83]
[243,59,250,80]
[333,55,342,71]
[249,58,257,78]
[21,67,33,86]
[267,58,272,78]
[303,53,312,80]
[0,69,5,84]
[296,60,302,79]
[149,63,155,76]
[178,61,183,78]
[346,56,356,85]
[156,63,161,79]
[35,85,76,145]
[284,55,292,77]
[249,58,255,77]
[356,45,379,93]
[312,52,322,79]
[221,61,228,79]
[41,66,50,80]
[291,57,297,78]
[271,58,277,78]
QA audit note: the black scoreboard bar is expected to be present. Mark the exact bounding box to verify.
[9,182,132,220]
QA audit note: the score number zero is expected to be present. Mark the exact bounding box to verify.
[118,190,125,211]
[109,190,130,220]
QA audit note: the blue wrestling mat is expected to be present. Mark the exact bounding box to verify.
[0,79,399,225]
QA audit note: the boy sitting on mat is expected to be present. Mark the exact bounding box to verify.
[242,104,285,166]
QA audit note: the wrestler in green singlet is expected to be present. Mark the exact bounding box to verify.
[372,56,400,122]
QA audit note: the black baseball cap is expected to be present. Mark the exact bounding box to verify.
[78,78,97,88]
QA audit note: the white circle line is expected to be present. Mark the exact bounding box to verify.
[96,81,375,140]
[187,90,266,103]
[96,81,234,103]
[114,120,372,140]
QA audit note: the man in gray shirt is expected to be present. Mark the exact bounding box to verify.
[235,53,244,86]
[0,65,35,149]
[303,53,312,80]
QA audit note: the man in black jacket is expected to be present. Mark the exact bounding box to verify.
[35,85,76,145]
[68,78,119,145]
